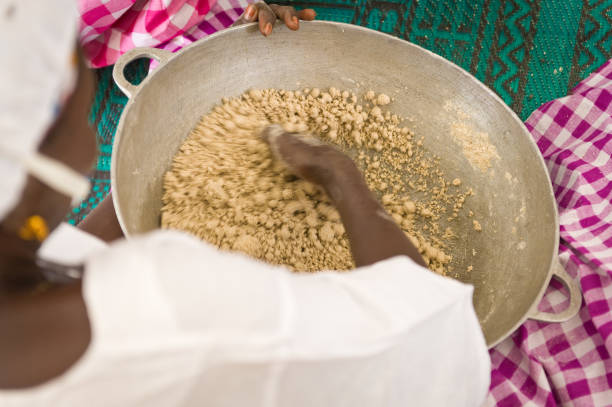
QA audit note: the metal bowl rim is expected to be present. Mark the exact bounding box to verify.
[110,20,560,348]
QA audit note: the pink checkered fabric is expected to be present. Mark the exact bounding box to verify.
[487,61,612,406]
[78,0,252,68]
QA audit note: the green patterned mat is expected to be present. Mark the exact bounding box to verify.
[68,0,612,224]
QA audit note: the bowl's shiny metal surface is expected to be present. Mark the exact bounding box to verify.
[111,21,581,347]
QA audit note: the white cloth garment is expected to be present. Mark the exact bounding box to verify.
[0,0,89,219]
[2,228,490,406]
[38,223,108,265]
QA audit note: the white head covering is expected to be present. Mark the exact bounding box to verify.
[0,0,90,220]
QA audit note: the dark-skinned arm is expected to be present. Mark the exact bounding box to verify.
[324,163,426,268]
[260,125,426,268]
[77,193,124,243]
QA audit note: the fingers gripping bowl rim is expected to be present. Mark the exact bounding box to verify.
[111,21,582,348]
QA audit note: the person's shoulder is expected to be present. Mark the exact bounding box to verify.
[82,230,291,345]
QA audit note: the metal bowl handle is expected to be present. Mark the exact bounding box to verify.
[527,260,582,323]
[112,47,173,98]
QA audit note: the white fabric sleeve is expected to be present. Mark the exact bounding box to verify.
[82,230,490,407]
[38,223,107,264]
[281,258,490,406]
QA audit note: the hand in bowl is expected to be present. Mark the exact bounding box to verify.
[259,124,426,268]
[259,124,357,192]
[233,2,316,36]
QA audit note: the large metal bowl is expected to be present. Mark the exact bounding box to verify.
[111,21,581,347]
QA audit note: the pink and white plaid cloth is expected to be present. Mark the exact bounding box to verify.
[78,0,252,68]
[487,61,612,406]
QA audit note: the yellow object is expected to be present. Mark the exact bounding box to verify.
[18,215,49,242]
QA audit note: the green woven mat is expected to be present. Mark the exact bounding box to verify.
[67,0,612,224]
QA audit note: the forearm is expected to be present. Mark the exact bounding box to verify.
[259,126,425,269]
[77,193,124,243]
[326,167,426,268]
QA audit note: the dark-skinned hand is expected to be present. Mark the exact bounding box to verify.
[259,124,427,268]
[259,124,356,189]
[233,2,317,36]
